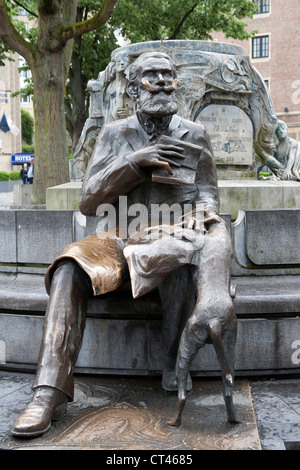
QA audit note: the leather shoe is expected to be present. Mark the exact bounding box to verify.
[12,386,68,438]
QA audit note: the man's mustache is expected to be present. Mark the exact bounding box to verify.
[141,78,180,94]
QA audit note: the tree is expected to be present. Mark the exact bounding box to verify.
[0,0,117,204]
[110,0,258,43]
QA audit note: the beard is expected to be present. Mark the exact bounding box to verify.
[138,89,178,117]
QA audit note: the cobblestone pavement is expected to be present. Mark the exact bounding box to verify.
[0,192,13,206]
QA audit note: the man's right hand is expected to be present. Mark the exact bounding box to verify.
[131,143,185,175]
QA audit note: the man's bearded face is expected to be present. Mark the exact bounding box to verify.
[137,58,179,117]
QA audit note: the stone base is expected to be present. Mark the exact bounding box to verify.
[46,182,82,211]
[217,169,256,180]
[1,208,300,377]
[219,180,300,220]
[46,180,300,220]
[1,310,299,376]
[13,183,33,206]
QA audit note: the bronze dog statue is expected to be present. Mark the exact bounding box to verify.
[168,231,239,428]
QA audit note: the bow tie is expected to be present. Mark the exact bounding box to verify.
[137,111,172,141]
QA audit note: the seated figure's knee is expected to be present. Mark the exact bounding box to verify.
[51,259,92,296]
[52,260,77,284]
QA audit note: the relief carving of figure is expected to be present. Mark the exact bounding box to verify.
[105,52,133,123]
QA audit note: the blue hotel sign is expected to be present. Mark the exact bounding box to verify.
[0,92,8,104]
[11,153,34,169]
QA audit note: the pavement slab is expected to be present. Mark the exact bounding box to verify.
[0,371,261,451]
[250,379,300,450]
[0,192,13,207]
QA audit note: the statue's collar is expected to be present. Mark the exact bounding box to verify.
[120,113,189,152]
[136,111,172,141]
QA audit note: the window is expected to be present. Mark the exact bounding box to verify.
[252,36,269,59]
[253,0,270,14]
[20,69,29,78]
[21,95,31,104]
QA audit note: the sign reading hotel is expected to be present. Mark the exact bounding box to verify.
[197,105,253,165]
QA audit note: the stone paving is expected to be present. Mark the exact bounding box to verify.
[0,191,13,207]
[0,371,260,451]
[250,379,300,450]
[0,370,300,451]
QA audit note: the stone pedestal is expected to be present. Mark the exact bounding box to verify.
[46,180,300,221]
[46,182,82,211]
[218,180,300,220]
[13,183,33,205]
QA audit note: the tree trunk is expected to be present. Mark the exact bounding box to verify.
[31,49,69,204]
[66,40,87,151]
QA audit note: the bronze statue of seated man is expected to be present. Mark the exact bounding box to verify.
[12,51,236,437]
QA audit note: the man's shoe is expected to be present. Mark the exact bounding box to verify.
[162,370,192,392]
[11,386,68,438]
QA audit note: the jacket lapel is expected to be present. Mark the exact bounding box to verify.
[120,114,190,152]
[167,115,190,140]
[120,115,149,152]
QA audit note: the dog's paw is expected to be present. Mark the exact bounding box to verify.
[167,416,181,427]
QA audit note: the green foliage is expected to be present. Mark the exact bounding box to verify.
[259,171,272,180]
[0,1,38,65]
[0,2,36,103]
[76,24,117,84]
[2,0,257,109]
[0,171,9,181]
[9,170,22,180]
[21,108,34,145]
[0,170,22,181]
[110,0,258,42]
[22,144,35,153]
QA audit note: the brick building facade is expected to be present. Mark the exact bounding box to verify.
[213,0,300,141]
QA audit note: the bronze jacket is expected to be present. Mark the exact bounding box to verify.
[79,113,219,218]
[46,113,221,298]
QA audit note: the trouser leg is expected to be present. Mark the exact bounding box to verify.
[33,259,93,400]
